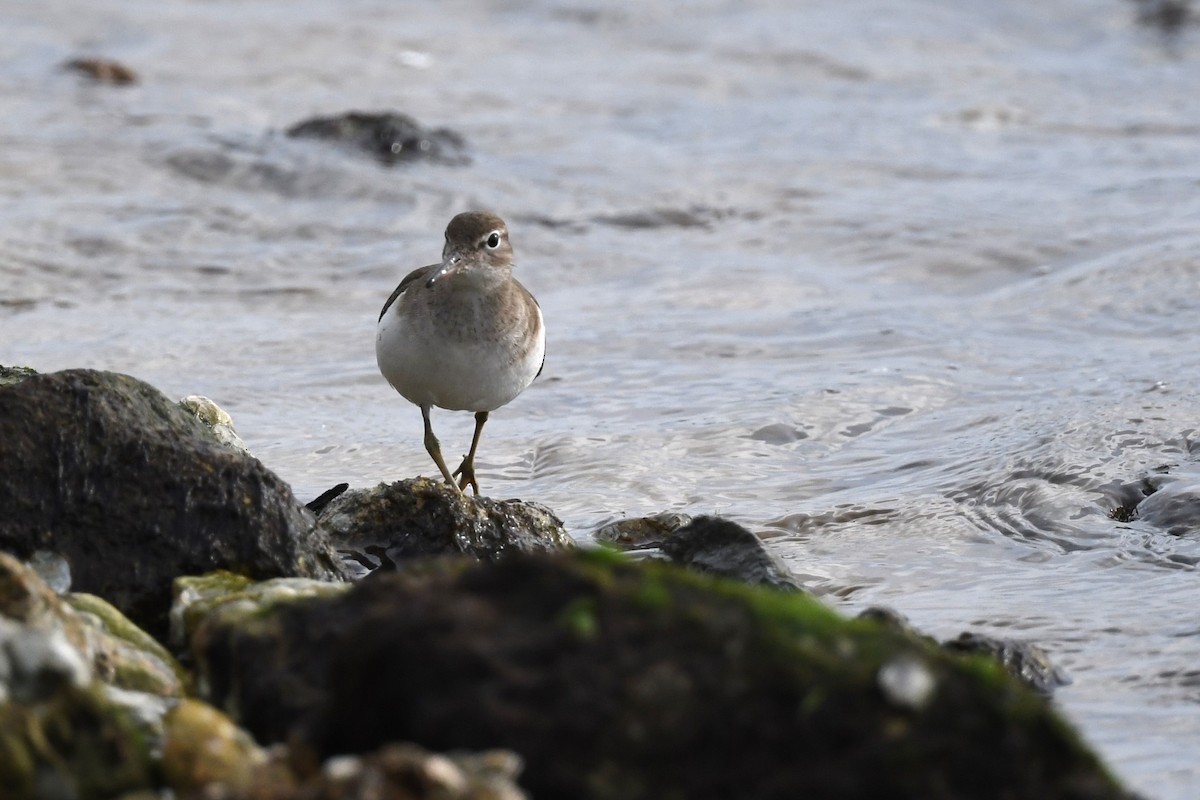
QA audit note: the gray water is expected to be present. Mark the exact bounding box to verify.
[4,0,1200,795]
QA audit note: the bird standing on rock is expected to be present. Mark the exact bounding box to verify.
[375,212,545,495]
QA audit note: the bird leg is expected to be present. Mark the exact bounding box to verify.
[453,411,489,495]
[421,404,461,492]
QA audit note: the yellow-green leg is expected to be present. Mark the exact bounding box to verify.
[421,404,461,492]
[453,411,489,495]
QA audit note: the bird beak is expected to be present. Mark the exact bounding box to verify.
[425,252,463,288]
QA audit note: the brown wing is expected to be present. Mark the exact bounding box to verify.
[378,264,437,322]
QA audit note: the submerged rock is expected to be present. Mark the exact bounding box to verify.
[286,111,469,166]
[63,57,138,85]
[316,478,573,578]
[594,511,693,548]
[860,607,1071,696]
[0,369,347,639]
[598,514,807,593]
[1129,479,1200,536]
[188,549,1128,799]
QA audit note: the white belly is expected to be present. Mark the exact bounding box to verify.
[376,304,544,412]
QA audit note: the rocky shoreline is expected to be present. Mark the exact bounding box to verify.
[0,366,1134,799]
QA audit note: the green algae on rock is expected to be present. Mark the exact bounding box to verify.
[187,549,1130,799]
[0,553,184,698]
[173,571,350,652]
[0,368,348,640]
[0,683,154,799]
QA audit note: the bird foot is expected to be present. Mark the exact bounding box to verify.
[452,457,480,496]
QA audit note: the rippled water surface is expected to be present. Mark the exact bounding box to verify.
[4,1,1200,795]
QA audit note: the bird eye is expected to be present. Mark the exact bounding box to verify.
[484,232,501,249]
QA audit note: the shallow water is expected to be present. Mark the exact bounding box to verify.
[4,0,1200,795]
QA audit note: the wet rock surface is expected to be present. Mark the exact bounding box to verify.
[285,111,470,166]
[317,478,573,578]
[187,549,1127,800]
[0,369,347,639]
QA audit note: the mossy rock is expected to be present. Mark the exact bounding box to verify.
[192,549,1128,799]
[0,684,153,799]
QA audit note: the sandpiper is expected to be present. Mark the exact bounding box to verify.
[375,212,545,495]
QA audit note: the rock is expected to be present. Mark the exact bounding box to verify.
[0,369,347,640]
[316,479,573,578]
[0,684,155,799]
[1128,479,1200,536]
[63,57,138,85]
[174,571,349,654]
[285,111,469,166]
[178,395,250,454]
[64,592,188,697]
[0,553,184,698]
[0,364,37,387]
[161,699,269,795]
[193,742,528,800]
[594,511,693,548]
[860,607,1071,697]
[598,514,807,593]
[944,632,1071,696]
[0,619,155,799]
[1132,0,1192,32]
[188,550,1129,799]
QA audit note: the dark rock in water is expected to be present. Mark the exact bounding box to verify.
[592,206,733,230]
[598,514,807,594]
[859,607,1070,696]
[63,57,138,85]
[189,550,1130,799]
[944,632,1071,696]
[857,605,937,642]
[316,478,572,578]
[286,111,470,166]
[660,516,807,593]
[1129,479,1200,536]
[0,369,347,640]
[594,511,693,548]
[1131,0,1192,32]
